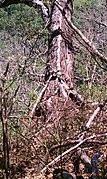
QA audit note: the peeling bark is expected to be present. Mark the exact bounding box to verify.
[38,0,74,123]
[48,0,74,87]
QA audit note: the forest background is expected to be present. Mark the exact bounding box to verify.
[0,0,107,178]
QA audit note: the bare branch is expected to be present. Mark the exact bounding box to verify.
[41,132,107,173]
[3,62,9,77]
[8,86,20,116]
[32,0,49,22]
[78,100,107,140]
[49,139,107,153]
[65,18,107,64]
[30,75,52,119]
[59,77,84,105]
[85,100,107,129]
[55,3,107,64]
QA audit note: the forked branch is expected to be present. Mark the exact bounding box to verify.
[65,18,107,64]
[41,133,107,173]
[55,2,107,64]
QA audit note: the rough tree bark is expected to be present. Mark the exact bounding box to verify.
[37,0,74,124]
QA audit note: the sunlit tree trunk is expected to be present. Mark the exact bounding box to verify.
[39,1,74,122]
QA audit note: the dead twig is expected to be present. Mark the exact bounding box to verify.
[41,132,107,173]
[30,75,52,119]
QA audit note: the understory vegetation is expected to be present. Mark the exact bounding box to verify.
[0,0,107,178]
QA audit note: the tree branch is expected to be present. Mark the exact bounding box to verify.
[66,18,107,64]
[85,100,107,129]
[30,74,52,119]
[41,133,107,173]
[55,2,107,64]
[49,139,107,153]
[59,76,84,105]
[78,99,107,140]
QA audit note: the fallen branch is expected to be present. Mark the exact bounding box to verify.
[85,100,107,129]
[41,133,107,173]
[49,139,107,153]
[78,100,107,140]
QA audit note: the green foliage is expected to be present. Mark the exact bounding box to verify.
[74,0,97,9]
[0,4,44,37]
[74,49,106,100]
[73,0,106,101]
[0,4,48,150]
[0,9,7,29]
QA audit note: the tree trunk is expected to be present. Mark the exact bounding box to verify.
[2,119,9,179]
[0,87,9,179]
[37,0,74,125]
[0,0,75,171]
